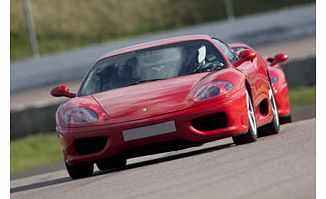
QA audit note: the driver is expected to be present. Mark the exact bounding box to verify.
[111,57,138,89]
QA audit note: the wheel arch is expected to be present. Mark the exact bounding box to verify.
[244,79,253,103]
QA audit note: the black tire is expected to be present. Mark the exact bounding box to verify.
[97,157,127,171]
[232,90,258,145]
[258,83,280,136]
[65,162,94,179]
[280,115,292,124]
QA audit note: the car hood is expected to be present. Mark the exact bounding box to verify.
[92,73,209,123]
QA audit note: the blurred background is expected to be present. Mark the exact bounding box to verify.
[10,0,315,178]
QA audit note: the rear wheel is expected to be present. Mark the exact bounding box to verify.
[65,162,94,179]
[259,83,280,136]
[232,90,257,145]
[97,157,127,171]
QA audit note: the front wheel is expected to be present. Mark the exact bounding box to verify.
[65,162,94,179]
[232,90,257,145]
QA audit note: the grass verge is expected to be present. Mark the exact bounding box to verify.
[289,86,315,106]
[10,86,316,176]
[11,134,62,176]
[11,0,314,60]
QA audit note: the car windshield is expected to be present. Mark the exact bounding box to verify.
[78,40,227,96]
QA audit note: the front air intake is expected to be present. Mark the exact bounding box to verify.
[191,112,228,131]
[74,136,107,155]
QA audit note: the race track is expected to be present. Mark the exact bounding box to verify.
[10,118,316,199]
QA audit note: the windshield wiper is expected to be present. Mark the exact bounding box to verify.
[131,78,168,85]
[138,78,167,83]
[188,62,225,74]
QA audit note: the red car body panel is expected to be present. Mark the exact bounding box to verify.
[268,64,291,117]
[91,73,207,124]
[229,43,291,118]
[60,88,249,165]
[55,35,276,165]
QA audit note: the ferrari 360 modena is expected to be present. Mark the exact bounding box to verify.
[51,35,288,178]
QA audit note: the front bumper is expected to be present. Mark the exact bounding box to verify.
[59,88,249,165]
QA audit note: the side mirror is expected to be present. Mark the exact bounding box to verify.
[234,49,257,67]
[50,85,76,98]
[270,53,288,66]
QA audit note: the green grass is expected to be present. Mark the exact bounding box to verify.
[10,134,62,176]
[10,86,315,176]
[10,0,314,61]
[289,86,316,106]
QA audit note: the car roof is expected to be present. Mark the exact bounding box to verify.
[98,35,213,60]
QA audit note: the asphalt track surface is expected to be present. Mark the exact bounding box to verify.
[11,118,316,199]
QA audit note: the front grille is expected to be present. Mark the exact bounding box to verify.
[74,136,107,155]
[191,112,228,131]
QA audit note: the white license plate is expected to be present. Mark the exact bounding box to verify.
[122,121,176,141]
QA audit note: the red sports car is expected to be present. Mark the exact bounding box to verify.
[229,43,291,124]
[51,35,282,179]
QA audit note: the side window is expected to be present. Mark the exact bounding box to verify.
[212,39,236,62]
[195,42,226,66]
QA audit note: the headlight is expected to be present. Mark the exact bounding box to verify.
[62,107,98,124]
[194,80,234,101]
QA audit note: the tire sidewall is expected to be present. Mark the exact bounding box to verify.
[246,90,257,140]
[268,82,280,132]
